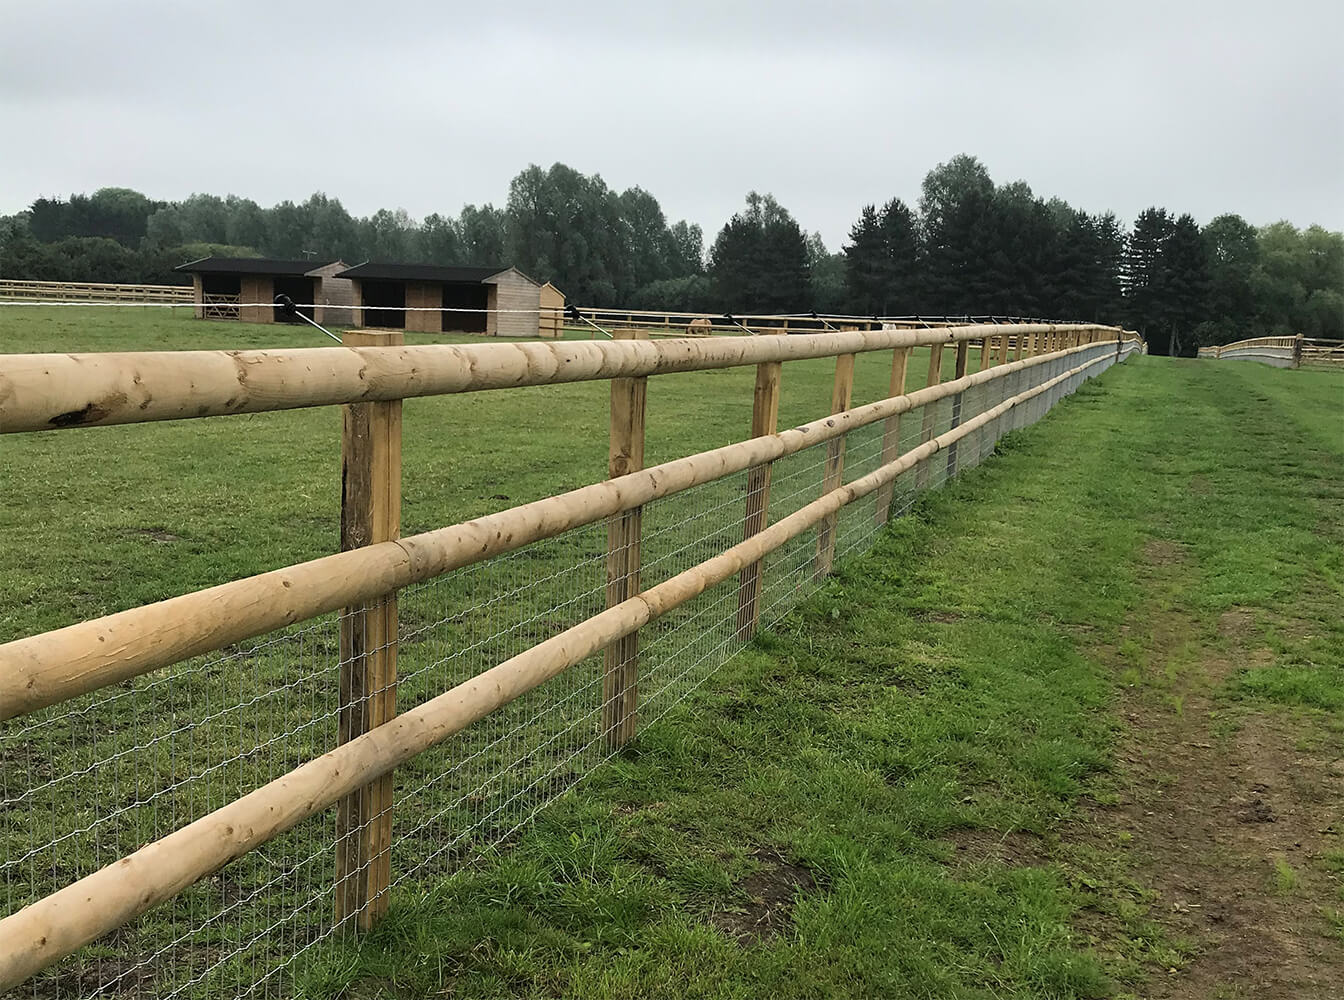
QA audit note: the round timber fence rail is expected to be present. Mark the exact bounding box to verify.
[0,321,1145,997]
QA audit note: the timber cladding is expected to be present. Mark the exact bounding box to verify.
[310,261,355,326]
[485,268,543,338]
[404,282,441,334]
[239,275,273,324]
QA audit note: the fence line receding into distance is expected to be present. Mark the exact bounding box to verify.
[0,322,1143,998]
[1194,334,1344,369]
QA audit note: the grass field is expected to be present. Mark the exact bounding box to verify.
[288,355,1339,999]
[0,306,977,637]
[1,307,1340,998]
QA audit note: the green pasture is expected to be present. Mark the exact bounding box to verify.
[0,306,1338,998]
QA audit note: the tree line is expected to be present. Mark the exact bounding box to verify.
[1,155,1339,354]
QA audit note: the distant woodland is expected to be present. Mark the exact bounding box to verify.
[2,155,1339,355]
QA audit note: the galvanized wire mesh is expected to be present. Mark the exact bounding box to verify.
[0,341,1134,998]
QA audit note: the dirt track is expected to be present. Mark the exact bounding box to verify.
[1091,543,1343,998]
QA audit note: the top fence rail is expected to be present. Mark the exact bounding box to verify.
[2,321,1116,434]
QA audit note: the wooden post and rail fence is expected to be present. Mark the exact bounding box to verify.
[0,278,193,303]
[0,321,1143,992]
[567,307,1094,339]
[1197,334,1344,369]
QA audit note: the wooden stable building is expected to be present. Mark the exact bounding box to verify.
[175,257,355,325]
[334,263,558,338]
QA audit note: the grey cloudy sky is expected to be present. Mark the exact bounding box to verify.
[2,0,1341,247]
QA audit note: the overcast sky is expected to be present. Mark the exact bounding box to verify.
[1,0,1341,248]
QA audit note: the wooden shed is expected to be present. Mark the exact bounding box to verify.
[175,257,354,325]
[333,263,553,337]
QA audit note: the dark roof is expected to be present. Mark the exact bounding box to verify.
[333,262,510,283]
[174,257,338,276]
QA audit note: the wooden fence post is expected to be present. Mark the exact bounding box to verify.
[335,329,403,932]
[604,329,648,749]
[1015,331,1026,361]
[1293,334,1304,369]
[998,331,1011,366]
[945,339,971,479]
[915,342,944,489]
[873,346,911,526]
[736,336,784,640]
[979,335,991,372]
[815,352,855,577]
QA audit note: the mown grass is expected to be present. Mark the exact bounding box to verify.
[1,305,968,638]
[295,355,1339,999]
[2,308,1339,998]
[0,306,1006,997]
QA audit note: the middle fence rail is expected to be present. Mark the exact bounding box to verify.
[0,323,1143,997]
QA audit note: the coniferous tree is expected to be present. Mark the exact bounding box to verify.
[842,204,884,314]
[708,193,811,313]
[1123,207,1176,352]
[876,199,920,314]
[918,155,997,315]
[1162,214,1211,356]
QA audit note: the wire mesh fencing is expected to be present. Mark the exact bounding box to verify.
[0,337,1138,999]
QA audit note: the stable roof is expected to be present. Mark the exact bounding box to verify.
[175,257,337,277]
[333,263,516,284]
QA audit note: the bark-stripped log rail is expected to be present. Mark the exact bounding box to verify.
[0,349,1121,991]
[0,323,1116,433]
[0,340,1118,721]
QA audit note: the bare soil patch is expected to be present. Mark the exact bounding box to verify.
[1095,605,1343,998]
[130,526,182,543]
[1216,607,1257,640]
[708,849,820,943]
[945,828,1049,870]
[1141,539,1189,566]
